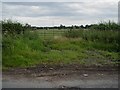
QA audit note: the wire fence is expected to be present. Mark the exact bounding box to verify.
[37,29,69,39]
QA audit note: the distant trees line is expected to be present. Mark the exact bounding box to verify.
[32,24,85,30]
[32,21,120,31]
[1,19,120,36]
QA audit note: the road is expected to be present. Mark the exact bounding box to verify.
[2,70,119,88]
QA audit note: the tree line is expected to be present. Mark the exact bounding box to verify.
[1,19,120,36]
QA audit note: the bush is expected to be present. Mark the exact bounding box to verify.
[64,29,83,38]
[2,20,23,35]
[64,29,119,44]
[90,21,120,31]
[1,19,32,36]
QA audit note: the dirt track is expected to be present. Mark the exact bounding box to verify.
[2,66,119,88]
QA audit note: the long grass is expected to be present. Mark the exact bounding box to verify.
[2,20,119,69]
[2,31,119,68]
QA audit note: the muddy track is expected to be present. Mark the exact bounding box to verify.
[2,65,119,88]
[3,64,119,75]
[2,70,119,88]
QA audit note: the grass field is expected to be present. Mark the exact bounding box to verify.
[2,28,119,69]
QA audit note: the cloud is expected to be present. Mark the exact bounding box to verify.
[0,3,2,20]
[1,0,120,3]
[2,1,118,26]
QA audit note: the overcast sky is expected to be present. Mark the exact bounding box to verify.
[1,0,120,26]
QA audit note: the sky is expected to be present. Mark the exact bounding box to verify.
[1,0,120,27]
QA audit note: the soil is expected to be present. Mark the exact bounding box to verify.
[2,64,119,88]
[3,64,119,75]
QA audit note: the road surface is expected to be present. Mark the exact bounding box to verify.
[2,70,119,88]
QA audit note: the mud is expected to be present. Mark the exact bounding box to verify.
[2,68,119,88]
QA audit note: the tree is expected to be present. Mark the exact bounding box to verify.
[2,19,25,36]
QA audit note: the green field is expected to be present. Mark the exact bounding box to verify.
[2,29,119,69]
[1,20,119,69]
